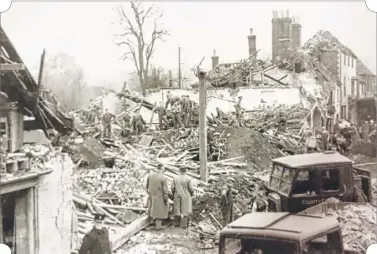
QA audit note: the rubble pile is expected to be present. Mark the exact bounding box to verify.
[334,203,377,253]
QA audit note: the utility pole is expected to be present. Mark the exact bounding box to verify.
[178,47,182,89]
[198,70,208,182]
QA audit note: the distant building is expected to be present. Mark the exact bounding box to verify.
[312,30,375,123]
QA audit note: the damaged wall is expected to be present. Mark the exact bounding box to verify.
[37,155,73,254]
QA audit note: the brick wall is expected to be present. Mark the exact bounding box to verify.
[319,50,339,78]
[37,155,73,254]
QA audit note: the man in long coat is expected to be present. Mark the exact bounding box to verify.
[172,167,195,228]
[219,178,235,226]
[146,163,169,230]
[79,213,112,254]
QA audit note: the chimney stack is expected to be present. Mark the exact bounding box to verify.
[248,28,257,64]
[211,49,219,70]
[291,16,302,50]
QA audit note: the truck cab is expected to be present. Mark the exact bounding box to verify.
[266,151,371,213]
[218,212,357,254]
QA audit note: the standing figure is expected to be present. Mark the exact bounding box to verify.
[102,109,114,139]
[154,102,169,130]
[132,109,146,136]
[350,123,360,147]
[79,213,112,254]
[171,101,182,129]
[122,113,132,138]
[146,164,169,230]
[219,178,235,226]
[321,127,330,151]
[207,127,215,155]
[172,167,195,228]
[234,96,243,127]
[361,120,371,142]
[180,95,190,128]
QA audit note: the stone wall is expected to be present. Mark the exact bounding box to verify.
[37,154,73,254]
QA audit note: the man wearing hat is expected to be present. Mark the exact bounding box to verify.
[219,177,235,226]
[79,213,112,254]
[171,167,195,228]
[147,163,169,230]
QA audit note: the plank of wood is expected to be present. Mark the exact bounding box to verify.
[111,215,150,251]
[208,156,244,165]
[0,63,25,71]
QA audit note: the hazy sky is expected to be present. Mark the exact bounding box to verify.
[3,2,376,87]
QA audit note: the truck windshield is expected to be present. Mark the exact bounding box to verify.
[269,164,294,195]
[221,236,298,254]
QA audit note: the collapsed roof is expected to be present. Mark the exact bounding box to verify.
[0,26,74,135]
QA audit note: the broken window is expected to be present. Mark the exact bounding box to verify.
[279,168,294,194]
[269,164,283,190]
[320,169,340,192]
[292,170,317,196]
[304,231,342,254]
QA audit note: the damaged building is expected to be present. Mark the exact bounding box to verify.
[304,30,376,123]
[0,25,75,253]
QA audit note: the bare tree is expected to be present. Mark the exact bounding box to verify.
[114,2,169,96]
[40,53,88,110]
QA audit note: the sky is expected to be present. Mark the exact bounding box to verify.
[2,2,376,89]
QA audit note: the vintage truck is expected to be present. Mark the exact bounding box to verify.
[218,208,362,254]
[266,151,372,213]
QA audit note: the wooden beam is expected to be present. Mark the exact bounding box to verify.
[111,215,150,251]
[198,71,208,182]
[0,63,25,71]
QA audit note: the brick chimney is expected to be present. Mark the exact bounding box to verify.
[291,20,302,50]
[211,49,219,70]
[248,28,257,64]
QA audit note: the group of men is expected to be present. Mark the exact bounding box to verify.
[146,163,195,229]
[304,117,376,154]
[101,107,147,139]
[146,163,238,230]
[212,96,245,127]
[153,91,199,130]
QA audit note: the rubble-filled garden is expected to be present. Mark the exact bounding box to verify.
[64,83,377,254]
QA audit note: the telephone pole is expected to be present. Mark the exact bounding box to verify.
[178,47,182,89]
[198,70,208,182]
